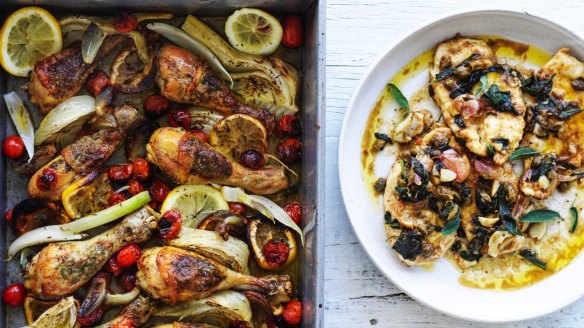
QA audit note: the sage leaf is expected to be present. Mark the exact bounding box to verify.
[499,191,521,236]
[388,83,410,110]
[434,53,480,82]
[486,143,495,157]
[571,207,578,233]
[374,132,392,144]
[519,209,560,223]
[474,75,488,97]
[519,249,547,270]
[442,206,461,235]
[484,84,519,115]
[509,147,540,161]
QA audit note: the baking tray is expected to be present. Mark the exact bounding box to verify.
[0,1,325,327]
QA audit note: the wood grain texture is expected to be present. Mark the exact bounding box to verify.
[325,1,584,327]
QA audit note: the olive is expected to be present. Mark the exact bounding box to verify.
[239,150,266,169]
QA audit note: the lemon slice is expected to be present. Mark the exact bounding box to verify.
[160,185,229,228]
[62,171,113,219]
[209,114,268,162]
[0,7,62,77]
[225,8,282,55]
[248,218,297,270]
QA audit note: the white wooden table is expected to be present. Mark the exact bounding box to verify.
[324,1,584,327]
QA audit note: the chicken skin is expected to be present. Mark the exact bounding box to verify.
[24,208,156,298]
[136,246,292,304]
[146,127,288,195]
[156,45,275,132]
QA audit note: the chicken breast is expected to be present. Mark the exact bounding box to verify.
[430,36,527,164]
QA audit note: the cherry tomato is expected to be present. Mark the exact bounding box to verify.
[3,135,24,159]
[276,114,301,139]
[108,163,134,182]
[282,15,303,48]
[106,257,122,276]
[143,94,170,116]
[282,299,302,325]
[228,202,246,215]
[85,71,111,97]
[36,168,58,191]
[77,305,104,327]
[128,179,145,196]
[159,209,182,239]
[284,202,302,225]
[190,130,208,143]
[116,244,142,268]
[239,150,266,169]
[2,283,25,307]
[148,179,171,203]
[108,192,128,207]
[276,138,301,165]
[113,13,138,33]
[112,317,136,328]
[131,158,151,181]
[5,208,13,225]
[262,241,290,268]
[119,273,136,292]
[167,109,192,129]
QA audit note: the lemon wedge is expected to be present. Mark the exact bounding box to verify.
[225,8,282,55]
[209,114,268,162]
[0,7,62,77]
[160,185,229,228]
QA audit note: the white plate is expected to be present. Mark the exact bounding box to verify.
[338,9,584,323]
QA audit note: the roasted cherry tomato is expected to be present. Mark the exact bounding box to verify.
[116,244,141,268]
[190,130,208,143]
[3,135,24,159]
[276,138,301,165]
[276,114,301,139]
[36,168,58,191]
[106,257,122,276]
[128,179,145,196]
[131,158,151,181]
[113,13,138,33]
[108,192,128,207]
[148,179,171,203]
[239,150,266,169]
[86,71,111,97]
[167,109,192,129]
[143,94,170,116]
[262,241,290,268]
[77,305,105,327]
[119,273,137,292]
[112,317,136,328]
[282,15,303,48]
[228,202,246,215]
[284,202,302,225]
[108,163,133,182]
[2,283,25,307]
[159,209,182,239]
[282,299,302,325]
[5,208,13,225]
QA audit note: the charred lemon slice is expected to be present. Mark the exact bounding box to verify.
[248,218,297,270]
[61,171,113,219]
[160,185,229,228]
[0,7,62,76]
[225,8,282,55]
[209,114,268,162]
[24,295,61,324]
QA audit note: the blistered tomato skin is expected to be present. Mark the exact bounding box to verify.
[113,317,136,328]
[143,94,170,116]
[228,202,246,215]
[77,306,105,327]
[190,130,209,143]
[276,114,301,139]
[106,257,122,276]
[284,202,302,225]
[239,150,266,169]
[282,300,302,325]
[262,241,290,268]
[167,109,192,129]
[108,192,128,206]
[276,138,302,165]
[2,283,25,307]
[108,163,134,182]
[3,135,24,159]
[36,168,58,191]
[148,179,171,203]
[113,13,138,33]
[116,244,142,268]
[159,209,182,239]
[128,179,145,196]
[132,158,151,181]
[5,208,13,225]
[86,71,111,97]
[282,15,304,48]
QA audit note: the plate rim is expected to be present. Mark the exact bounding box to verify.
[338,7,584,323]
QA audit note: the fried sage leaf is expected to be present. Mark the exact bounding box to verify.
[483,84,518,115]
[570,207,579,233]
[388,83,410,110]
[519,209,560,223]
[519,248,547,270]
[509,147,540,161]
[442,206,461,235]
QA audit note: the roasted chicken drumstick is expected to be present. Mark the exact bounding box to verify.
[147,127,288,195]
[99,295,156,328]
[156,45,275,132]
[24,208,156,298]
[136,246,292,304]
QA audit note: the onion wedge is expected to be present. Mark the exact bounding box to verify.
[3,92,35,161]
